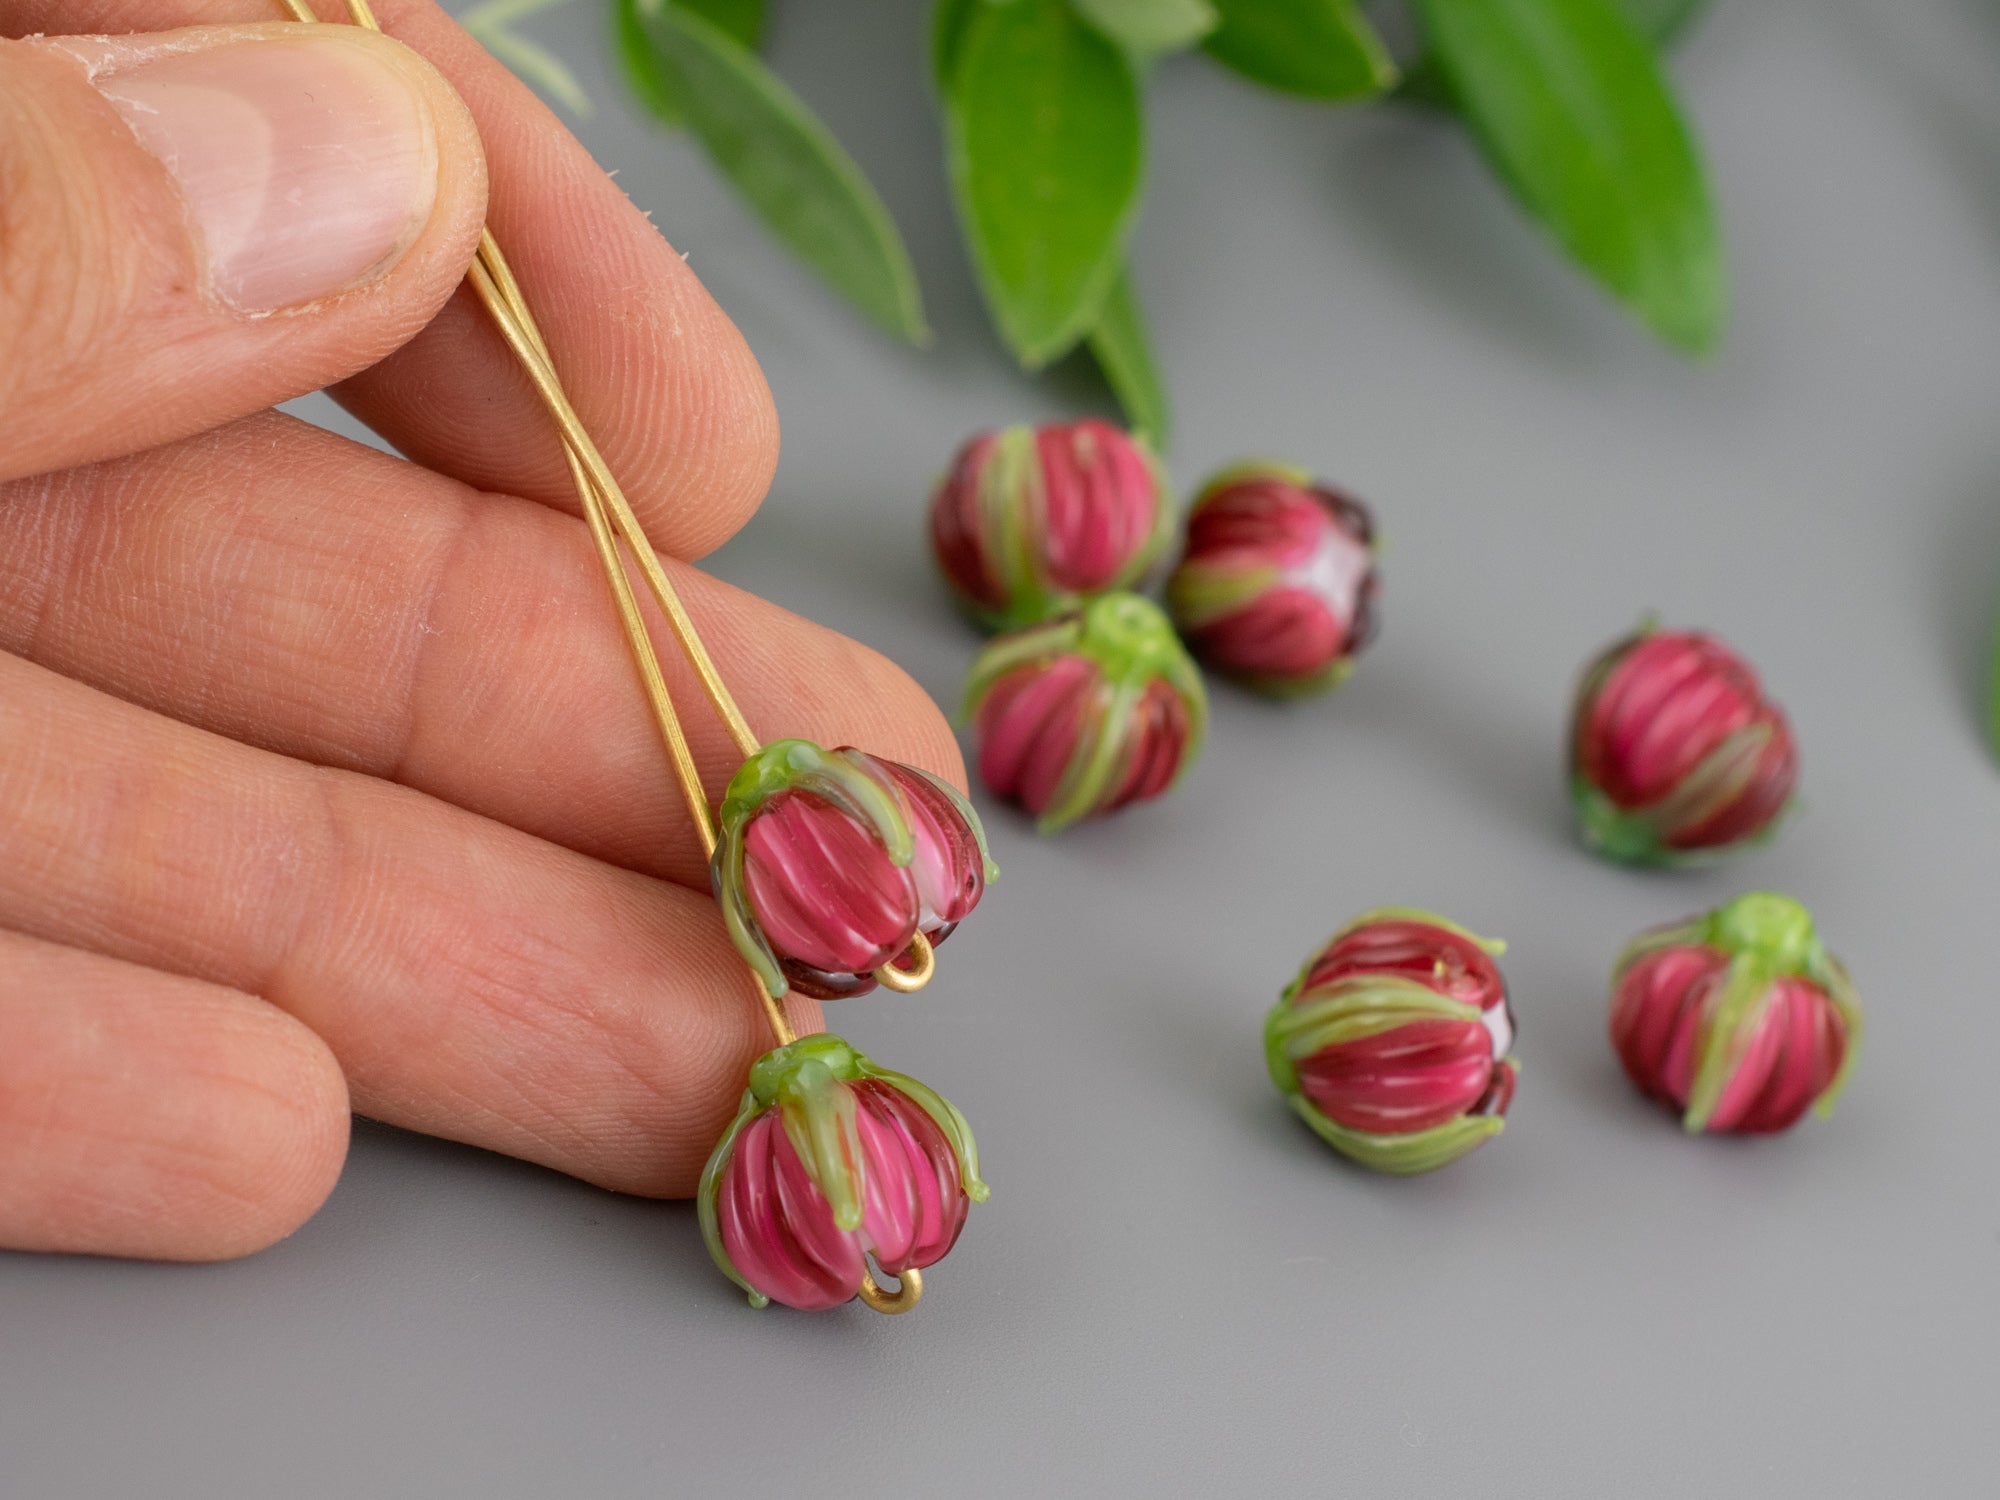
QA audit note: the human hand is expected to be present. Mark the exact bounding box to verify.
[0,0,960,1261]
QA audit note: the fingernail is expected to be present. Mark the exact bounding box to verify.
[92,33,440,313]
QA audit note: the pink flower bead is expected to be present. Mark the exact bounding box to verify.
[1266,909,1518,1174]
[962,592,1206,834]
[1609,892,1860,1135]
[929,419,1171,631]
[715,741,995,1000]
[1166,463,1380,696]
[700,1035,987,1312]
[1570,625,1798,864]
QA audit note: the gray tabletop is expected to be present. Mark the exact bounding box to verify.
[7,1,2000,1495]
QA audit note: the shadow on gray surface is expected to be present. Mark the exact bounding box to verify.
[1330,660,1574,851]
[1931,462,2000,746]
[1325,112,1616,370]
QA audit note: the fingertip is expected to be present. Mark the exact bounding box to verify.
[0,936,352,1262]
[653,304,781,559]
[178,1003,352,1261]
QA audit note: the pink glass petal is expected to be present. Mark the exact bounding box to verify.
[1105,677,1191,812]
[1036,420,1160,594]
[1579,632,1797,850]
[1695,975,1848,1133]
[854,1081,968,1275]
[741,790,918,978]
[975,656,1099,818]
[1295,1016,1502,1134]
[929,431,1005,608]
[1189,587,1345,680]
[1667,721,1798,850]
[1298,918,1508,1013]
[1610,944,1725,1108]
[716,1110,865,1312]
[878,759,987,934]
[1175,474,1377,685]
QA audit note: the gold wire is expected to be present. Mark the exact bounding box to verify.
[872,930,934,993]
[278,0,797,1048]
[856,1265,923,1315]
[467,254,798,1051]
[463,260,708,845]
[467,231,760,758]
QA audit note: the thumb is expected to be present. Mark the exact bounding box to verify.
[0,22,486,483]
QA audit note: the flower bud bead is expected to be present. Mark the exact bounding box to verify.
[963,591,1207,834]
[713,740,996,1000]
[929,419,1172,631]
[1166,463,1380,696]
[1610,892,1861,1135]
[1570,624,1798,865]
[1265,909,1518,1174]
[699,1034,988,1311]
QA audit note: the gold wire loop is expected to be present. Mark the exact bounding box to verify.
[872,930,936,994]
[857,1265,923,1315]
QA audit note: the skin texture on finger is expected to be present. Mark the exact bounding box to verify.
[0,652,821,1196]
[0,24,487,481]
[0,928,350,1259]
[0,411,963,891]
[7,0,782,560]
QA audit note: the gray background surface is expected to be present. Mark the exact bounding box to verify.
[6,0,2000,1494]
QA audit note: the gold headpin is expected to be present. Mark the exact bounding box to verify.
[271,0,799,1043]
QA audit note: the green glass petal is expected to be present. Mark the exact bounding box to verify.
[1287,1094,1505,1175]
[711,821,786,999]
[1271,979,1484,1061]
[775,1055,867,1231]
[856,1058,990,1202]
[719,739,913,866]
[1166,558,1284,631]
[1570,776,1675,866]
[1699,891,1818,974]
[1037,674,1141,835]
[961,614,1087,719]
[697,1085,770,1308]
[981,425,1047,629]
[1807,953,1865,1119]
[1682,953,1776,1133]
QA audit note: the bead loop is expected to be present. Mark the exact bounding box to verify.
[857,1264,923,1315]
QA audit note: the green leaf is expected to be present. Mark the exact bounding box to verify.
[1073,0,1219,56]
[1202,0,1397,100]
[944,0,1145,367]
[625,0,928,342]
[1402,0,1709,107]
[1087,268,1171,442]
[1413,0,1725,353]
[678,0,766,50]
[614,0,769,130]
[615,0,685,125]
[932,0,975,95]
